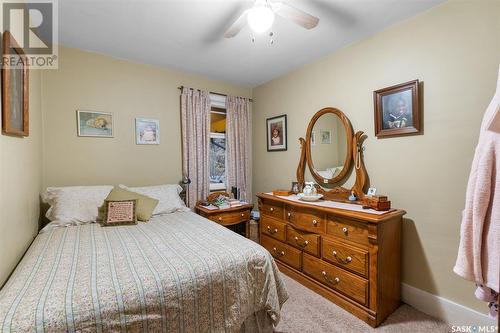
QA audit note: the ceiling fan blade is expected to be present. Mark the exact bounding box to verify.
[224,10,249,38]
[272,2,319,30]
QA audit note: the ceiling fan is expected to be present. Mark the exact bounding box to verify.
[224,0,319,38]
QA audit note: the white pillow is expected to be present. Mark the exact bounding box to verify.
[119,184,189,215]
[42,186,113,225]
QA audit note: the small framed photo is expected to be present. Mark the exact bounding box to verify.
[102,199,137,226]
[320,130,331,144]
[266,114,287,151]
[367,187,377,196]
[136,118,160,145]
[77,110,113,137]
[291,181,302,194]
[374,80,421,138]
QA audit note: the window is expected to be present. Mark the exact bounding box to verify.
[209,99,227,191]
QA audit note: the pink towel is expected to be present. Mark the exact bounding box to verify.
[454,66,500,311]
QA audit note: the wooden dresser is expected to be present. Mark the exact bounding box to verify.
[257,193,405,327]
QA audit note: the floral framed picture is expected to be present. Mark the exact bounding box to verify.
[136,118,160,145]
[266,114,287,151]
[2,31,29,137]
[77,110,113,137]
[374,79,421,138]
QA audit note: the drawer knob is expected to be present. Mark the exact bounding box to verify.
[294,236,309,247]
[321,271,340,285]
[267,226,278,234]
[332,250,352,264]
[270,207,274,212]
[342,227,348,234]
[287,212,291,217]
[312,219,318,226]
[218,217,222,221]
[273,247,285,257]
[241,213,244,217]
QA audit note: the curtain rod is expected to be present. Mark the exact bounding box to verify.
[177,86,253,102]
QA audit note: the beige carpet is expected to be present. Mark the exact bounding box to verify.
[275,274,450,333]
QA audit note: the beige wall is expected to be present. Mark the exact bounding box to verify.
[41,47,251,188]
[253,0,500,312]
[0,66,43,286]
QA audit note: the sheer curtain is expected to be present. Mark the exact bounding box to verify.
[226,96,252,203]
[180,87,211,208]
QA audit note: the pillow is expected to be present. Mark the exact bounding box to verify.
[98,187,159,221]
[41,186,113,225]
[101,199,138,226]
[119,184,189,215]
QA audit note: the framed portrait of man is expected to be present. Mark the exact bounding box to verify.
[373,80,421,138]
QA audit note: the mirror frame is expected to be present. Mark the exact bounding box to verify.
[305,107,354,185]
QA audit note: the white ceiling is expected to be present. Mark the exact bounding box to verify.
[59,0,443,87]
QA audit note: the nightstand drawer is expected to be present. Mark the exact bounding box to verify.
[261,235,302,270]
[208,210,250,226]
[260,216,286,242]
[286,226,320,257]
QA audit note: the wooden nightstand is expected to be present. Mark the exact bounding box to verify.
[196,203,253,237]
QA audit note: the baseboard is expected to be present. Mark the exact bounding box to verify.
[401,283,496,327]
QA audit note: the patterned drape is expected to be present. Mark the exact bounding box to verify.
[226,96,252,203]
[181,87,211,208]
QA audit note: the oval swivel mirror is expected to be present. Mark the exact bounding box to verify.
[305,108,354,185]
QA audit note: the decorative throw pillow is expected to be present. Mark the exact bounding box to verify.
[101,199,138,226]
[119,184,189,215]
[98,187,159,222]
[41,186,114,225]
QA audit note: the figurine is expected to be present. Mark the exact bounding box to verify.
[348,191,357,202]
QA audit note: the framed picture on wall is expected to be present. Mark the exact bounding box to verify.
[374,79,421,138]
[320,130,331,144]
[136,118,160,145]
[77,110,113,137]
[266,114,287,151]
[2,31,29,137]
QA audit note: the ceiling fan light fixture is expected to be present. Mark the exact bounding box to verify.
[247,5,275,33]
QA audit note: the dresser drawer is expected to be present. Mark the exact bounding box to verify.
[322,237,368,277]
[261,201,284,219]
[326,217,369,246]
[303,253,368,306]
[260,216,286,242]
[208,210,250,226]
[286,226,321,257]
[261,235,302,270]
[286,206,326,233]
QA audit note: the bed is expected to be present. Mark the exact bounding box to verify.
[0,210,288,332]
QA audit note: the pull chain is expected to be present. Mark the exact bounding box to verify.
[355,144,364,170]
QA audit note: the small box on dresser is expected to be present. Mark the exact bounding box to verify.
[257,193,405,327]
